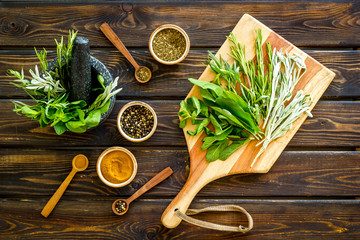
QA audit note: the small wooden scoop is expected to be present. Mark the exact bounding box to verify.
[100,22,152,83]
[41,154,89,218]
[112,167,173,216]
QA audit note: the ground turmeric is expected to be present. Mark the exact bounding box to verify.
[100,151,133,184]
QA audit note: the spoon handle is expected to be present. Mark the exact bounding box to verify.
[41,169,77,218]
[127,167,173,204]
[100,23,140,70]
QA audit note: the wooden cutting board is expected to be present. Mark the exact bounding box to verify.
[162,14,335,228]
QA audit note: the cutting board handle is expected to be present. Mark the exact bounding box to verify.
[161,171,208,228]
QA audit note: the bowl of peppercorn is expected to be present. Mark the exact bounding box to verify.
[117,101,157,142]
[149,24,190,65]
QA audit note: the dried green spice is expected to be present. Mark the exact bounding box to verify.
[152,28,186,62]
[121,105,154,139]
[115,200,127,213]
[137,67,150,82]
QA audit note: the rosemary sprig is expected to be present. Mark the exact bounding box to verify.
[180,30,312,164]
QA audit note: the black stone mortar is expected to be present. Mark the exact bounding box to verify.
[46,56,116,129]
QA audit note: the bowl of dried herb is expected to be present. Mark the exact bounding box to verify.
[117,101,157,142]
[149,24,190,65]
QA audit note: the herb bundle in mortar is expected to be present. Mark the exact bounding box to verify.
[179,30,312,166]
[9,30,122,134]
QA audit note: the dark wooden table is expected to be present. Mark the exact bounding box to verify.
[1,1,360,239]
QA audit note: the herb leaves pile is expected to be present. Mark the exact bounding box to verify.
[179,30,312,165]
[9,30,122,134]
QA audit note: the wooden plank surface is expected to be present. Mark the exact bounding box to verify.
[0,100,359,147]
[1,198,359,239]
[0,1,359,239]
[1,149,359,197]
[0,2,360,48]
[0,49,359,99]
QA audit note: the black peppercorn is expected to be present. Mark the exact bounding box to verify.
[121,105,154,139]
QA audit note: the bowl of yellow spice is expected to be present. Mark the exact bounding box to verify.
[149,24,190,65]
[97,147,137,188]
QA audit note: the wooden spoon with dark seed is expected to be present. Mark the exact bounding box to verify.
[112,167,173,215]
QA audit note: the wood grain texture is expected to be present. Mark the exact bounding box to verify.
[0,100,359,147]
[1,198,359,239]
[0,149,359,197]
[0,49,359,99]
[0,2,360,47]
[0,1,359,238]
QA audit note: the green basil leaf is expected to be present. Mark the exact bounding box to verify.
[200,88,216,102]
[215,97,258,133]
[222,90,250,113]
[69,100,87,109]
[97,74,105,89]
[76,109,85,123]
[192,96,201,116]
[211,106,245,128]
[179,100,191,119]
[204,127,214,136]
[201,136,217,150]
[66,121,87,133]
[179,118,187,128]
[206,139,229,162]
[219,139,249,160]
[200,100,209,117]
[188,78,223,97]
[45,106,56,119]
[186,97,195,113]
[209,114,222,134]
[85,110,101,128]
[54,121,67,135]
[187,118,210,136]
[214,126,233,140]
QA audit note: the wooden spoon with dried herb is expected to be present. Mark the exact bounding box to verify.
[100,23,152,83]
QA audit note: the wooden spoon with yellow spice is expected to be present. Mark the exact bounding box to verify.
[41,154,89,218]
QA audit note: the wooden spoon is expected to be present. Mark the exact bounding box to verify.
[100,22,152,83]
[41,154,89,218]
[112,167,173,216]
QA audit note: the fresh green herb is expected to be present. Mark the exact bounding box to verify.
[179,30,311,164]
[9,30,122,134]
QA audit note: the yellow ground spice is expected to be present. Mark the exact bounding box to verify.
[100,151,133,184]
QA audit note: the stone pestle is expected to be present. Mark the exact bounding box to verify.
[69,36,92,104]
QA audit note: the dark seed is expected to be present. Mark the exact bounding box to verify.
[120,105,154,139]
